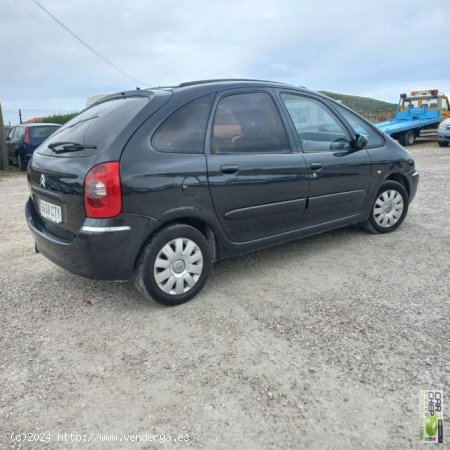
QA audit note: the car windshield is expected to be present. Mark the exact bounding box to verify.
[29,126,60,139]
[402,99,420,109]
[402,97,439,109]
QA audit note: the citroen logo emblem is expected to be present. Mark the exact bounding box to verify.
[40,174,46,188]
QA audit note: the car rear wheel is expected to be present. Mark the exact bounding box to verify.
[438,141,449,147]
[134,224,212,306]
[362,181,409,234]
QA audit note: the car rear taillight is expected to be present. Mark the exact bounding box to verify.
[24,128,30,145]
[83,162,122,218]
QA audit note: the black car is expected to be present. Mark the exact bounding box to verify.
[25,80,419,305]
[7,123,61,170]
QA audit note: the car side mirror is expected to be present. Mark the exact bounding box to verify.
[353,134,368,150]
[6,136,10,141]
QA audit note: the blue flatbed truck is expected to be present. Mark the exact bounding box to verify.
[376,90,450,146]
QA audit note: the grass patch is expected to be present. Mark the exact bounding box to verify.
[40,113,78,125]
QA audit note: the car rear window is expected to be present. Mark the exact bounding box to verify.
[38,96,149,157]
[29,126,60,139]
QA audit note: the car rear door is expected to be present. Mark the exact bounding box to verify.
[279,92,372,227]
[206,89,309,243]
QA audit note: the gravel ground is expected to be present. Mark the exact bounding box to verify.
[0,142,449,449]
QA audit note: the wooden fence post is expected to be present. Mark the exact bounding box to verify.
[0,102,10,170]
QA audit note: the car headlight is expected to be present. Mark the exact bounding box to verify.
[439,122,446,129]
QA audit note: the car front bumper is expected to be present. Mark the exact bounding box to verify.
[406,170,420,203]
[437,130,450,142]
[25,198,159,280]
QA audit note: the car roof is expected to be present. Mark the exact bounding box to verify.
[94,79,318,108]
[149,78,307,93]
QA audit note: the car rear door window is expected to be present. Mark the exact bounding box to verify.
[333,104,384,148]
[211,92,290,154]
[281,94,351,152]
[152,95,213,153]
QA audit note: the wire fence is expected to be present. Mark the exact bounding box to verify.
[363,112,396,123]
[3,108,395,127]
[1,108,395,140]
[2,109,79,126]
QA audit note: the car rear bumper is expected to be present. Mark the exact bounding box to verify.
[25,198,159,280]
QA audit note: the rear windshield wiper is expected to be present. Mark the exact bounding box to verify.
[48,142,97,154]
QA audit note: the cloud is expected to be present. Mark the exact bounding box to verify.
[1,0,449,121]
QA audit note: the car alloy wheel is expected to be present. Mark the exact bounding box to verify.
[153,237,203,295]
[373,189,404,228]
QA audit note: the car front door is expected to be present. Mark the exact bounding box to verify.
[280,92,372,227]
[206,90,309,243]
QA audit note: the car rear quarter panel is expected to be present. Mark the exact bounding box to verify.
[119,96,224,242]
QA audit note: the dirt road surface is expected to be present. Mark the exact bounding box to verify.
[1,142,449,449]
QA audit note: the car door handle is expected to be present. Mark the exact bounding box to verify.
[220,165,239,174]
[309,162,323,171]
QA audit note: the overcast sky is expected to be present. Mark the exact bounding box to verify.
[1,0,449,123]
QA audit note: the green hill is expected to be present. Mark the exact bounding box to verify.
[319,91,397,115]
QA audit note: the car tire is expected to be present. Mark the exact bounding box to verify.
[17,154,26,171]
[362,181,409,234]
[133,224,212,306]
[401,130,416,146]
[438,141,449,147]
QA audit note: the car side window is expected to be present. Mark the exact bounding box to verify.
[153,95,213,153]
[333,104,384,148]
[16,127,25,140]
[281,94,351,152]
[8,128,16,139]
[211,92,290,154]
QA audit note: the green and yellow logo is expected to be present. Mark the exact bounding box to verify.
[419,390,444,443]
[425,415,438,437]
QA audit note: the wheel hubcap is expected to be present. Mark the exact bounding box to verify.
[154,238,203,296]
[373,189,404,228]
[173,259,185,274]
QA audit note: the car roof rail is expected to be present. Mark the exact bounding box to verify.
[177,79,290,87]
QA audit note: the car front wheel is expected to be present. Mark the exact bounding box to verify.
[134,224,212,306]
[438,141,449,147]
[362,181,409,234]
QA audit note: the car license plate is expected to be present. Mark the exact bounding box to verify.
[39,198,62,223]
